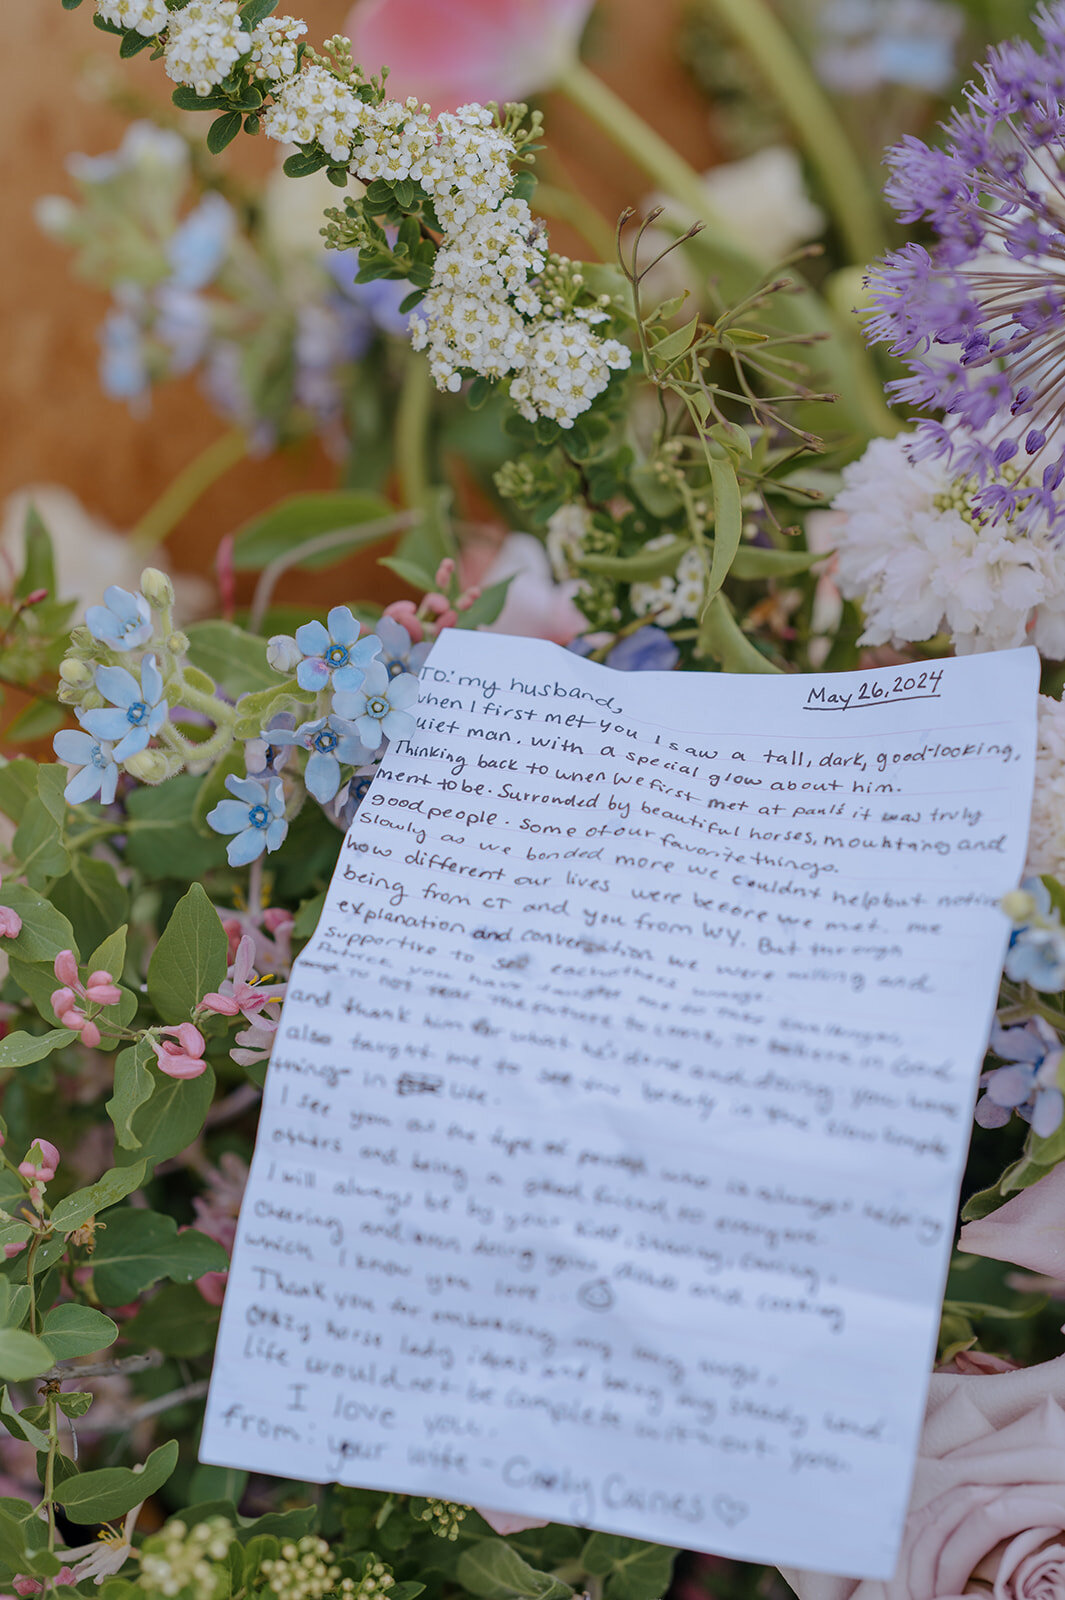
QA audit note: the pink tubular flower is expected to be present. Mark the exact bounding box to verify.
[50,950,121,1044]
[382,600,425,643]
[3,1241,26,1261]
[151,1023,207,1080]
[0,908,21,940]
[13,1571,75,1595]
[18,1139,59,1183]
[200,935,287,1023]
[344,0,593,110]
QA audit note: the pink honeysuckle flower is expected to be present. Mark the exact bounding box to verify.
[475,1508,550,1536]
[51,950,121,1044]
[230,1003,282,1068]
[53,950,79,989]
[344,0,593,111]
[3,1242,26,1261]
[13,1570,76,1596]
[84,969,122,1004]
[382,600,425,643]
[200,934,287,1023]
[18,1139,59,1182]
[0,908,21,940]
[151,1023,207,1080]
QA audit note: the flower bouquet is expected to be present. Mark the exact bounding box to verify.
[1,0,1065,1595]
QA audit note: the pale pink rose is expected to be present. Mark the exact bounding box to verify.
[937,1348,1020,1376]
[475,1508,550,1536]
[781,1354,1065,1600]
[958,1163,1065,1284]
[343,0,593,111]
[478,533,585,646]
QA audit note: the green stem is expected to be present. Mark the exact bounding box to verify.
[44,1392,58,1556]
[554,62,896,443]
[695,0,887,266]
[129,429,247,552]
[394,352,433,510]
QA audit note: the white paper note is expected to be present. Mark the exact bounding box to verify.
[200,633,1038,1579]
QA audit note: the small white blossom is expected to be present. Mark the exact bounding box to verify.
[248,14,306,83]
[546,503,592,580]
[263,63,374,161]
[832,432,1065,654]
[164,0,251,95]
[95,0,168,35]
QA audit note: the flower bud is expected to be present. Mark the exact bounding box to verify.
[139,567,175,610]
[1001,888,1039,924]
[122,748,173,784]
[267,634,303,674]
[58,657,94,688]
[167,631,190,655]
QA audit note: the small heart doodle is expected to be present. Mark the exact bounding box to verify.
[712,1494,749,1529]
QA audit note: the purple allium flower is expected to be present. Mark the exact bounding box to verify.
[865,2,1065,537]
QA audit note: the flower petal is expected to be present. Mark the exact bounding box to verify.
[296,657,331,692]
[330,662,370,695]
[78,708,132,741]
[295,619,330,656]
[140,653,164,705]
[53,729,97,764]
[113,728,150,762]
[327,606,360,646]
[381,707,416,743]
[227,827,267,867]
[95,664,141,709]
[65,765,104,805]
[305,751,341,802]
[265,817,289,853]
[207,799,254,835]
[226,774,267,805]
[386,671,420,709]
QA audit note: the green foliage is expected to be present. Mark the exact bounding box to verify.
[89,1208,227,1302]
[147,883,228,1023]
[54,1438,179,1522]
[231,491,395,570]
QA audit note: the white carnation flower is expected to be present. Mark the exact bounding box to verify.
[1027,694,1065,879]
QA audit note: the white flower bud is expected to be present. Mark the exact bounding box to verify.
[267,634,302,674]
[58,657,94,688]
[122,749,174,783]
[140,567,175,609]
[1001,888,1039,924]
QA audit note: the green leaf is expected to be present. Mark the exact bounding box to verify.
[0,1500,61,1579]
[147,883,228,1024]
[0,1282,31,1331]
[16,507,56,601]
[454,577,514,630]
[54,1439,179,1524]
[231,490,394,570]
[0,1030,74,1069]
[90,1209,226,1303]
[122,1282,220,1357]
[8,956,73,1029]
[13,798,70,888]
[106,1041,157,1152]
[56,1392,93,1419]
[0,886,75,964]
[0,758,38,824]
[239,0,277,24]
[579,537,690,582]
[4,701,65,744]
[0,1330,54,1384]
[376,555,437,593]
[188,1464,249,1505]
[50,856,129,961]
[650,314,700,366]
[293,889,326,940]
[695,592,780,674]
[207,110,244,153]
[41,1304,118,1361]
[49,1160,149,1234]
[119,27,156,55]
[0,1388,49,1452]
[456,1541,573,1600]
[581,1535,677,1600]
[185,621,276,695]
[125,776,228,878]
[232,683,316,742]
[283,147,329,178]
[706,453,743,604]
[730,545,823,579]
[115,1063,215,1167]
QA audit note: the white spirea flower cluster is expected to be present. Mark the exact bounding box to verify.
[831,433,1065,655]
[164,0,250,96]
[260,1536,356,1600]
[139,1517,234,1600]
[1027,694,1065,879]
[248,14,307,83]
[96,0,168,35]
[631,537,705,625]
[90,0,631,424]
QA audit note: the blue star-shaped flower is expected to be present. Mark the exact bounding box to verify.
[976,1015,1065,1140]
[53,728,121,806]
[373,615,432,679]
[77,653,168,762]
[271,715,374,803]
[207,775,288,867]
[332,661,419,752]
[294,607,381,693]
[84,586,153,652]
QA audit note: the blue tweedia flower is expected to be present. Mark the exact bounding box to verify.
[1003,878,1065,990]
[332,662,419,752]
[328,766,378,830]
[207,775,288,867]
[294,607,382,693]
[85,586,153,652]
[77,653,168,762]
[374,616,432,679]
[864,2,1065,535]
[605,626,680,672]
[53,728,120,806]
[271,715,375,804]
[167,192,233,291]
[976,1014,1065,1138]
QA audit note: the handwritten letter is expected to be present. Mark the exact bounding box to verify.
[201,634,1038,1579]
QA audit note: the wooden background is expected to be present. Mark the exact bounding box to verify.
[0,0,717,600]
